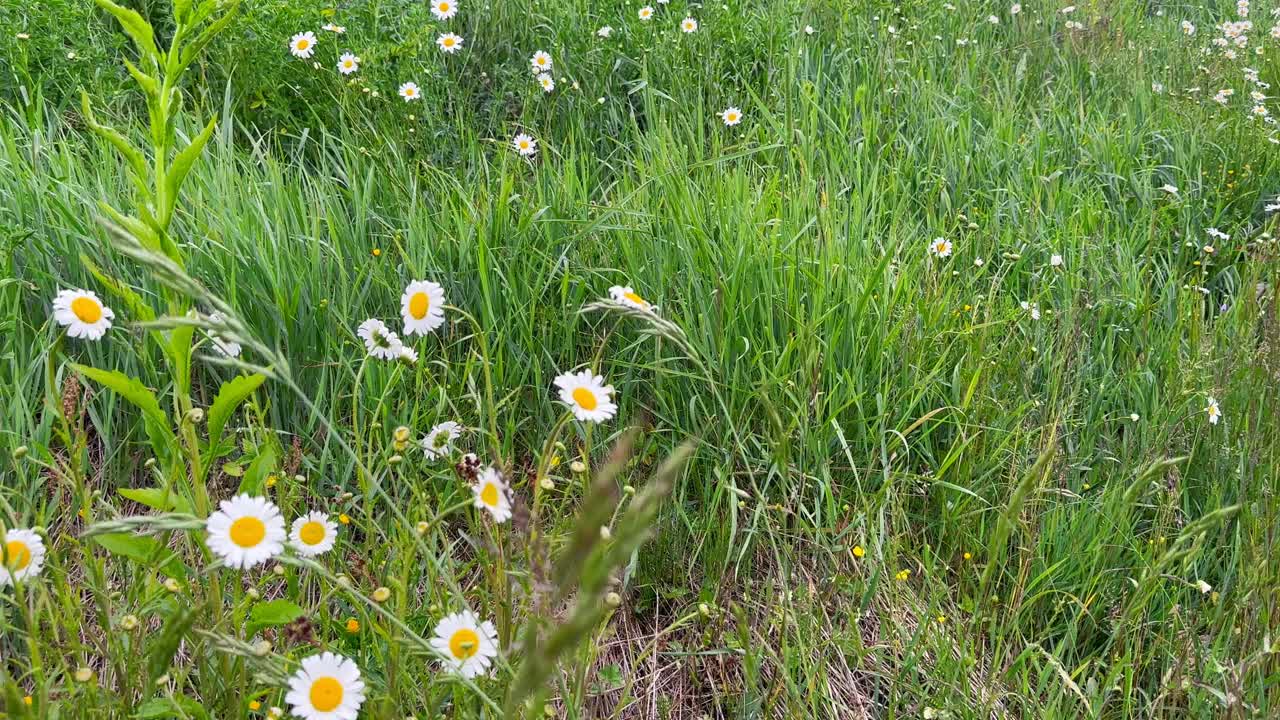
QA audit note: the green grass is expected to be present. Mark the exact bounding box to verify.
[1,0,1279,717]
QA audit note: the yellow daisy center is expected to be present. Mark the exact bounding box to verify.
[935,241,947,252]
[440,2,450,9]
[444,37,456,47]
[405,87,417,96]
[309,677,343,712]
[4,540,31,571]
[344,60,354,68]
[70,296,103,323]
[408,291,431,319]
[572,387,599,411]
[298,521,326,546]
[623,291,646,306]
[449,628,481,659]
[519,140,529,149]
[296,39,310,50]
[480,482,500,507]
[229,516,266,548]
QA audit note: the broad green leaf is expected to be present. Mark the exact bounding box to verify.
[70,365,176,458]
[167,322,196,397]
[246,599,304,636]
[93,533,187,579]
[94,0,160,62]
[147,604,196,683]
[135,695,209,719]
[207,373,265,449]
[163,115,217,221]
[178,0,242,72]
[238,443,277,495]
[122,58,159,98]
[118,487,191,514]
[80,254,156,323]
[172,0,193,24]
[80,93,149,195]
[98,202,161,253]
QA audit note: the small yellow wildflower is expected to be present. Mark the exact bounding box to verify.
[249,700,262,711]
[345,617,360,633]
[852,545,865,558]
[338,513,351,525]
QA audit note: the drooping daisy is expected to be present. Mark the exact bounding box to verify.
[0,529,46,586]
[431,0,458,20]
[472,467,511,523]
[289,512,338,557]
[53,289,114,341]
[638,6,654,20]
[357,319,403,360]
[397,344,419,364]
[720,106,742,126]
[929,237,953,258]
[421,421,462,460]
[537,73,555,92]
[337,52,360,75]
[1206,397,1222,425]
[437,33,464,53]
[554,370,617,423]
[430,610,500,678]
[289,32,318,59]
[399,82,421,102]
[205,495,287,570]
[513,133,538,156]
[400,280,446,336]
[285,652,366,720]
[681,17,698,33]
[609,285,653,311]
[531,50,553,73]
[322,23,346,34]
[207,313,241,358]
[597,26,613,38]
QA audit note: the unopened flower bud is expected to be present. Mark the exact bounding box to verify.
[120,614,139,630]
[570,460,587,474]
[372,586,391,602]
[599,526,612,541]
[605,591,622,608]
[184,408,205,424]
[11,445,27,460]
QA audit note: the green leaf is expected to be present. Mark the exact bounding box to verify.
[172,0,193,24]
[179,0,242,72]
[93,533,187,579]
[80,254,156,323]
[167,322,196,397]
[98,202,162,253]
[81,93,150,196]
[162,115,217,224]
[246,599,304,637]
[95,0,160,62]
[135,695,209,719]
[207,373,265,450]
[238,443,277,495]
[147,603,196,684]
[118,487,191,514]
[71,365,176,459]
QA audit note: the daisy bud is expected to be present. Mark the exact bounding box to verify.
[394,425,412,443]
[253,640,272,656]
[372,586,391,602]
[74,667,94,683]
[184,408,205,425]
[570,460,587,474]
[273,564,285,576]
[145,457,157,469]
[120,614,140,630]
[388,454,403,465]
[416,521,430,535]
[622,485,635,495]
[246,588,260,599]
[605,591,622,608]
[1130,413,1140,422]
[154,674,169,686]
[539,477,555,490]
[1196,580,1212,594]
[698,602,711,617]
[599,525,612,541]
[11,445,27,460]
[163,577,181,593]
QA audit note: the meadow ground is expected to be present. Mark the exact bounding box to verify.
[1,0,1279,718]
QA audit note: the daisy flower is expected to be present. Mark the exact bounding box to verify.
[638,6,654,20]
[421,421,462,460]
[397,345,419,364]
[537,73,555,92]
[531,51,553,73]
[400,280,446,336]
[1206,397,1222,425]
[472,467,511,522]
[597,26,613,38]
[1050,254,1063,267]
[357,319,403,360]
[337,52,360,75]
[284,652,366,720]
[554,370,617,423]
[431,0,458,20]
[205,495,287,570]
[513,133,538,156]
[289,512,338,557]
[929,237,953,258]
[437,33,464,53]
[430,610,500,678]
[53,289,114,341]
[609,285,653,311]
[0,529,46,586]
[682,17,698,32]
[207,313,241,358]
[289,32,317,59]
[322,23,346,33]
[399,82,421,101]
[720,106,743,126]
